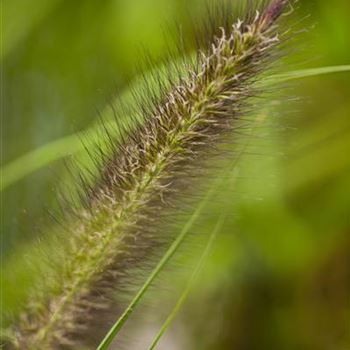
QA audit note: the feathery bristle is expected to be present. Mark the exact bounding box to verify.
[7,1,293,349]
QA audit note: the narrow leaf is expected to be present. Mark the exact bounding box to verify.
[147,214,226,350]
[96,182,220,350]
[266,65,350,84]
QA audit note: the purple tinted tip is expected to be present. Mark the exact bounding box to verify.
[263,0,288,25]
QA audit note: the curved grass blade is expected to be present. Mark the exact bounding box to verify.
[147,214,226,350]
[264,65,350,84]
[96,181,221,350]
[2,65,350,192]
[0,133,83,191]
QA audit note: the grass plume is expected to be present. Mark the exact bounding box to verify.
[6,1,293,348]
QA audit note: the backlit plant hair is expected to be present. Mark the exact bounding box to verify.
[7,0,294,348]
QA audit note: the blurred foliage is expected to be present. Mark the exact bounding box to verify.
[2,0,350,349]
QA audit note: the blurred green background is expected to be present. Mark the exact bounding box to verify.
[2,0,350,349]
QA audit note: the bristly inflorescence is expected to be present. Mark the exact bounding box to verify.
[8,1,293,349]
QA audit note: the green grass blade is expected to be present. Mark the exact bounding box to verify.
[0,134,83,191]
[266,65,350,84]
[96,182,221,350]
[1,65,350,192]
[147,214,226,350]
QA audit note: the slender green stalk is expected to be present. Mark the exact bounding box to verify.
[97,184,220,350]
[147,214,226,350]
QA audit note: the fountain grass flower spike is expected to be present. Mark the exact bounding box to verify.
[7,0,294,349]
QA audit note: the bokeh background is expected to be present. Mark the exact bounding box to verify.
[2,0,350,349]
